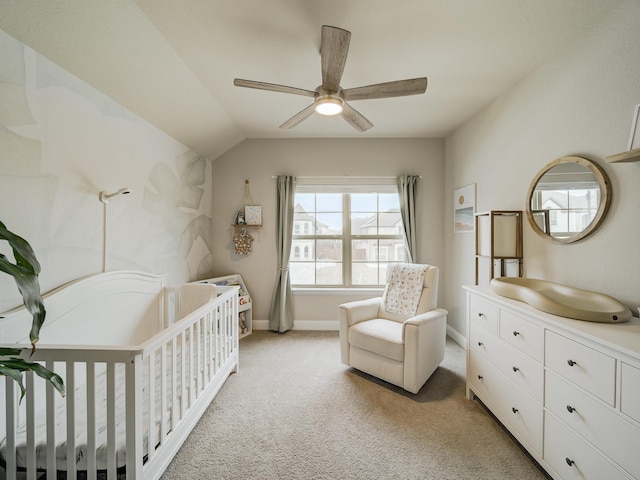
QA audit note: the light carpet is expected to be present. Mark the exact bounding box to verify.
[160,331,550,480]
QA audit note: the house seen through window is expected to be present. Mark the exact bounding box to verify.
[290,186,406,287]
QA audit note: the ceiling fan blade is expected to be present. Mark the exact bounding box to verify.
[341,102,374,132]
[234,79,315,98]
[321,25,350,92]
[279,104,316,129]
[342,77,428,101]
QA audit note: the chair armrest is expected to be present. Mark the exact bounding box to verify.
[338,297,381,366]
[404,308,448,327]
[403,308,448,393]
[339,297,382,327]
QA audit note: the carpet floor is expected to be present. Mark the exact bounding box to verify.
[160,331,550,480]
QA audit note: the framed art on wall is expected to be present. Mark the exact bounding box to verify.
[454,184,475,233]
[244,205,262,225]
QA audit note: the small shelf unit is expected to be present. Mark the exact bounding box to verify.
[475,210,523,285]
[194,274,252,338]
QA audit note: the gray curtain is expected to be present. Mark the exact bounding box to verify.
[397,175,419,263]
[268,175,296,332]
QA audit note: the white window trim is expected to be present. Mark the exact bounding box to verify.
[291,178,404,288]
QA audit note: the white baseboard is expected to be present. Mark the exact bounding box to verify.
[447,325,466,349]
[252,319,339,331]
[254,319,469,349]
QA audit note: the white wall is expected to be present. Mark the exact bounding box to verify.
[0,29,214,312]
[211,138,445,326]
[444,0,640,338]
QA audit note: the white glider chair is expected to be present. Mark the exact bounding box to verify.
[339,264,448,394]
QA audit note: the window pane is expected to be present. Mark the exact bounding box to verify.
[293,214,315,235]
[379,193,399,210]
[316,213,342,234]
[296,193,315,212]
[379,211,402,234]
[351,212,376,234]
[379,263,391,284]
[352,263,379,285]
[351,193,377,212]
[316,193,342,211]
[380,239,406,262]
[352,239,378,261]
[291,239,314,260]
[317,239,342,261]
[289,262,314,285]
[316,263,342,285]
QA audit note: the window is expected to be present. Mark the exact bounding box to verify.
[533,187,600,236]
[289,184,406,287]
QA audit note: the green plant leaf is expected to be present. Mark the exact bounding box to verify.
[0,220,46,349]
[0,347,25,356]
[0,364,27,399]
[0,358,65,398]
[0,221,64,401]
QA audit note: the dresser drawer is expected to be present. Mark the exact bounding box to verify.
[470,323,542,401]
[470,352,542,454]
[545,331,616,405]
[497,374,542,454]
[469,295,498,335]
[545,371,640,476]
[468,350,494,401]
[496,342,543,402]
[621,362,640,424]
[544,412,633,480]
[469,323,500,366]
[499,310,543,361]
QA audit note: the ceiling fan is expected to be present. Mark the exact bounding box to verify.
[234,25,428,132]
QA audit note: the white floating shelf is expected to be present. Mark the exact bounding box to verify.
[606,148,640,163]
[609,104,640,163]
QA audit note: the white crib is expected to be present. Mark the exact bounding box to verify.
[0,271,239,480]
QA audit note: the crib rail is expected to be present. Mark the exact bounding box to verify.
[1,285,239,480]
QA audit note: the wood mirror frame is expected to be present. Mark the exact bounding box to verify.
[526,156,611,244]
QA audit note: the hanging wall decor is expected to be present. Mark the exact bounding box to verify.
[233,229,254,255]
[231,180,261,255]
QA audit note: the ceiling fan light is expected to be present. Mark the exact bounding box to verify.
[315,97,344,116]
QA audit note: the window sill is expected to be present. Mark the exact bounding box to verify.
[292,287,384,296]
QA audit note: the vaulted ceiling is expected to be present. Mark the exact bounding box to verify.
[0,0,620,160]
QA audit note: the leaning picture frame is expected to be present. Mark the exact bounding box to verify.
[244,205,262,225]
[454,184,475,233]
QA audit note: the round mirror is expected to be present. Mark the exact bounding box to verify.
[526,156,611,243]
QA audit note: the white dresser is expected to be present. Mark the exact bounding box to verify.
[464,286,640,480]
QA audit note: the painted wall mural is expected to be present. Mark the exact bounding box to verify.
[0,29,213,312]
[142,151,214,280]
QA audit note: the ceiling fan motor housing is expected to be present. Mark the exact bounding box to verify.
[314,86,344,115]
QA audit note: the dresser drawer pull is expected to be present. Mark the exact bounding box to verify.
[567,359,577,367]
[512,330,520,336]
[566,405,576,413]
[565,458,575,467]
[477,341,484,347]
[511,407,518,414]
[478,312,485,318]
[512,366,520,372]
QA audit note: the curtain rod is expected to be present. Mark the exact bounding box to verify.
[270,175,422,179]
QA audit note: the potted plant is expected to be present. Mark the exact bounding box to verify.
[0,221,64,399]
